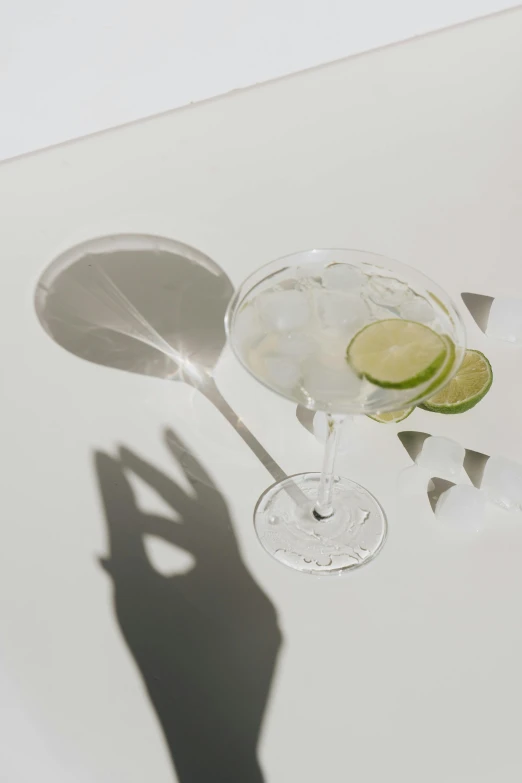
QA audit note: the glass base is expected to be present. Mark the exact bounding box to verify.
[254,473,387,575]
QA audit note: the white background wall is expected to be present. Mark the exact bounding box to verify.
[1,0,518,162]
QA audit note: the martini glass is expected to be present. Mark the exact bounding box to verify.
[226,249,466,575]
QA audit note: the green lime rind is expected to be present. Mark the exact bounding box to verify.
[419,349,492,414]
[347,319,448,390]
[410,335,457,404]
[367,407,415,424]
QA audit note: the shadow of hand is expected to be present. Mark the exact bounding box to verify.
[95,429,281,783]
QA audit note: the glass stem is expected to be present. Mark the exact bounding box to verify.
[314,414,344,520]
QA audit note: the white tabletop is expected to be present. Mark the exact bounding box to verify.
[1,8,522,782]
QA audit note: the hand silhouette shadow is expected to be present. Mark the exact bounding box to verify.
[95,429,281,783]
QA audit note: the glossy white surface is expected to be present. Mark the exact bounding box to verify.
[1,9,522,781]
[1,0,519,161]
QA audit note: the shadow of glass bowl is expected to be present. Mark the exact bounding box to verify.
[35,234,285,483]
[35,234,232,382]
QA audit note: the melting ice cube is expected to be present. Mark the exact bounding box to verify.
[486,297,522,343]
[302,360,361,406]
[481,456,522,511]
[264,357,301,391]
[416,436,465,480]
[322,263,366,291]
[435,485,486,532]
[276,332,317,360]
[296,261,326,289]
[257,289,312,331]
[399,296,436,324]
[314,290,369,332]
[366,275,414,308]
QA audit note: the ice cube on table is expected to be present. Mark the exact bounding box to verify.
[416,436,465,480]
[264,357,301,390]
[397,465,434,496]
[486,297,522,343]
[314,290,369,331]
[366,275,414,307]
[435,485,486,532]
[322,263,366,291]
[399,296,436,324]
[312,412,356,453]
[481,456,522,511]
[257,289,312,331]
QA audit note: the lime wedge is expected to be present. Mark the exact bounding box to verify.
[419,349,492,414]
[368,407,415,424]
[347,319,448,389]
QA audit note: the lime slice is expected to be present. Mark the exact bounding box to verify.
[410,334,456,403]
[368,407,415,423]
[347,319,448,389]
[419,349,492,414]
